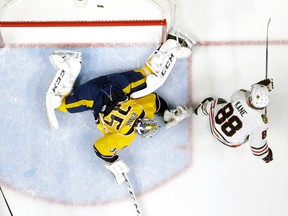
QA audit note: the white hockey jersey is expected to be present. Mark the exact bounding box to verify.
[208,90,269,159]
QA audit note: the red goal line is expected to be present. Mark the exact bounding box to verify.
[198,40,288,46]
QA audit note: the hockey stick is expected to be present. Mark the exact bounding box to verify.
[123,173,142,216]
[265,18,271,115]
[265,18,271,79]
[0,186,14,216]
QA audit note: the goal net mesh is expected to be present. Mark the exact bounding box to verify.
[0,0,176,46]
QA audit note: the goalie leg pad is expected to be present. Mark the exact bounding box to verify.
[130,34,194,99]
[49,54,67,71]
[159,39,178,52]
[47,58,81,96]
[146,50,177,85]
[66,57,81,82]
[46,57,81,130]
[130,74,160,98]
[130,51,176,99]
[148,50,177,79]
[46,94,62,130]
[160,39,193,59]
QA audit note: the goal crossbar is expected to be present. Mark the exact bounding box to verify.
[0,0,175,46]
[0,20,167,27]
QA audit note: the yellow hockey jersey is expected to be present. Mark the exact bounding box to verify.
[94,93,158,160]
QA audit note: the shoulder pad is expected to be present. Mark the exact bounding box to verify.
[261,114,268,124]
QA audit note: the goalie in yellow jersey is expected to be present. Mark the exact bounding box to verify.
[46,27,196,185]
[95,92,193,185]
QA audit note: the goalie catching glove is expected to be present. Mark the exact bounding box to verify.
[105,159,129,185]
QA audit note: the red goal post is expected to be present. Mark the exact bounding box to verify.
[0,0,176,47]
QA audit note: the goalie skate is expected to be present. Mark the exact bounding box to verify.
[168,27,197,49]
[166,27,197,59]
[50,50,81,70]
[164,105,194,129]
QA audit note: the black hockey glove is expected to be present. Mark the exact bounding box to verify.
[263,148,273,163]
[256,78,274,91]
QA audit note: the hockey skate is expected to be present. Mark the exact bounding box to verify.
[53,50,82,59]
[47,51,82,96]
[164,105,194,129]
[167,27,197,50]
[166,27,197,59]
[49,50,82,70]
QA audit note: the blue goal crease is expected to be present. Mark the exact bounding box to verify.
[0,46,192,204]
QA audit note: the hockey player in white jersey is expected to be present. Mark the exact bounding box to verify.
[194,79,274,163]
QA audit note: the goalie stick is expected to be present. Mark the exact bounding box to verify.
[0,186,14,216]
[123,173,142,216]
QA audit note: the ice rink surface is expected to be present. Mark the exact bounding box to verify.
[1,0,288,216]
[0,46,192,204]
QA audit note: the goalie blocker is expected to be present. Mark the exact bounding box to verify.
[46,51,82,130]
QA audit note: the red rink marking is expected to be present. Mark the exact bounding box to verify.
[198,39,288,46]
[3,39,288,48]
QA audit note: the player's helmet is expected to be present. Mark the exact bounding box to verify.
[248,84,269,109]
[134,118,160,138]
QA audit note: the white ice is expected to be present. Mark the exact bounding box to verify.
[1,0,288,216]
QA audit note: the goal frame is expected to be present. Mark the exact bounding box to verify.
[0,21,168,48]
[0,0,175,47]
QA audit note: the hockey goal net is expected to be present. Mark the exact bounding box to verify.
[0,0,176,47]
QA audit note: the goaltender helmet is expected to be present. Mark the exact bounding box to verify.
[248,84,269,109]
[134,118,160,138]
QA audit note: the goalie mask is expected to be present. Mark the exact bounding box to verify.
[134,118,160,138]
[248,84,269,109]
